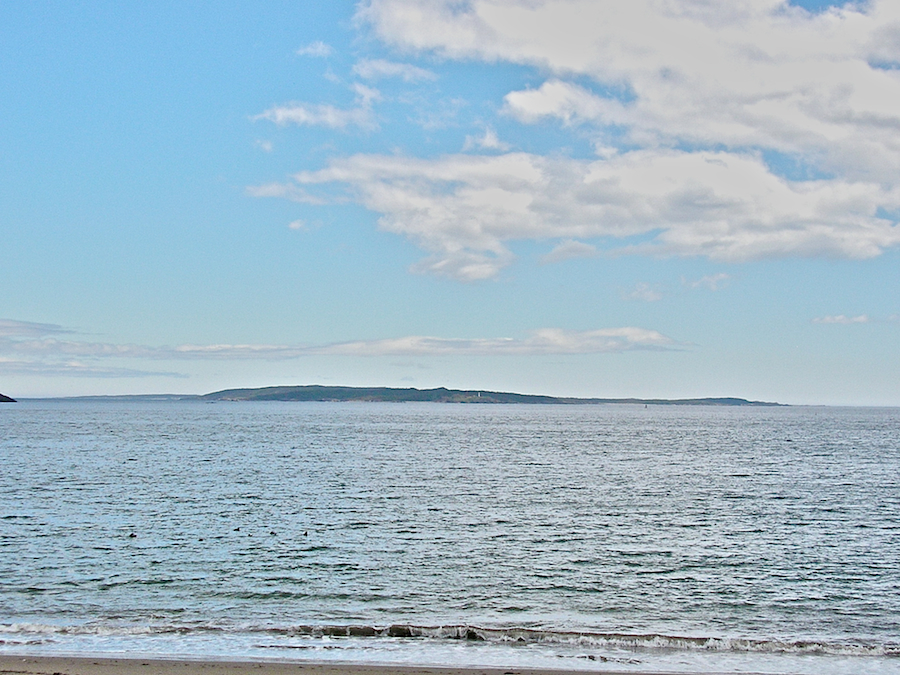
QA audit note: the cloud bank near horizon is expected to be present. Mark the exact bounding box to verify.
[0,319,678,378]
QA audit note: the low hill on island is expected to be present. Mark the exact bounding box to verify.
[0,393,16,403]
[201,385,782,406]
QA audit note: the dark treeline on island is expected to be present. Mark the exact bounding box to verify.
[0,393,15,403]
[200,385,783,406]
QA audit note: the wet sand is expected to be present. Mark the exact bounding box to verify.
[0,654,732,675]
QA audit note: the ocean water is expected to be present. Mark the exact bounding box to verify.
[1,400,898,674]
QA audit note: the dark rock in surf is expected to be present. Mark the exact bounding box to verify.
[348,626,378,637]
[388,625,413,638]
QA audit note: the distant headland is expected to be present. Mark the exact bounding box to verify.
[0,393,16,403]
[22,386,785,405]
[199,385,783,406]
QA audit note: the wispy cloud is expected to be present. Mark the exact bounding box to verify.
[296,41,333,57]
[254,84,380,130]
[315,328,678,355]
[0,318,185,378]
[1,337,158,358]
[684,273,731,291]
[244,182,330,205]
[409,96,468,131]
[0,335,303,361]
[0,357,185,379]
[813,314,870,324]
[540,239,598,265]
[353,58,436,82]
[0,319,680,378]
[0,319,72,338]
[622,283,663,302]
[463,127,511,152]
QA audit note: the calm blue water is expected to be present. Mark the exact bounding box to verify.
[1,400,898,674]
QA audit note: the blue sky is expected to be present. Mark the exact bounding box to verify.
[2,0,899,404]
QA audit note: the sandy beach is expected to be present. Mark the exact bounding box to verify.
[0,655,721,675]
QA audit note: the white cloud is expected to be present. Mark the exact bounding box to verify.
[254,84,381,130]
[334,0,900,278]
[359,0,900,182]
[169,344,311,358]
[255,102,370,129]
[463,127,512,151]
[256,149,900,280]
[813,314,870,324]
[245,182,330,205]
[296,41,334,57]
[622,283,663,302]
[353,58,437,82]
[317,327,677,355]
[684,273,731,290]
[255,139,274,153]
[504,80,615,127]
[409,249,513,281]
[540,239,597,264]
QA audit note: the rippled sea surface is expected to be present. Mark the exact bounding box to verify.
[1,400,899,674]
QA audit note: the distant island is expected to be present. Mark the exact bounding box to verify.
[23,386,785,406]
[0,393,15,403]
[200,385,783,406]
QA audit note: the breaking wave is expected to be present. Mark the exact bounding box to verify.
[3,622,898,658]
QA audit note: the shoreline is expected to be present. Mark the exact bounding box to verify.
[0,655,722,675]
